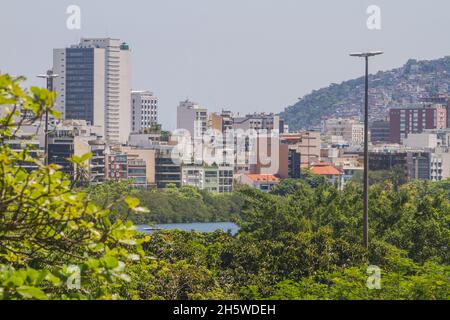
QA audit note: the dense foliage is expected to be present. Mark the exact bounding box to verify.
[88,182,245,224]
[0,74,449,300]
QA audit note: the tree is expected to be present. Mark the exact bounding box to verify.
[0,74,147,299]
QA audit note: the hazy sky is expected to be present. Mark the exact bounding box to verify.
[1,0,450,129]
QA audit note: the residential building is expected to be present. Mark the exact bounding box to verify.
[389,104,447,144]
[232,112,284,133]
[181,165,233,193]
[177,100,208,138]
[288,149,301,179]
[280,132,321,167]
[310,162,344,189]
[120,146,156,186]
[48,120,106,183]
[322,118,364,145]
[4,123,44,172]
[154,145,182,188]
[253,137,290,179]
[106,153,147,187]
[407,151,432,180]
[407,150,450,181]
[53,38,132,144]
[403,133,439,149]
[131,91,158,133]
[369,150,408,172]
[236,174,280,192]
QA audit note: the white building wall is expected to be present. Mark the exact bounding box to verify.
[52,48,66,118]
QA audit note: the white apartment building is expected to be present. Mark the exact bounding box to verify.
[177,100,208,138]
[181,165,233,193]
[53,38,131,144]
[131,91,158,133]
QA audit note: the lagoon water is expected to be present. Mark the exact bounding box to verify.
[137,222,240,235]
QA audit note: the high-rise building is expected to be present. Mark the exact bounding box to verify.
[176,100,208,138]
[53,38,132,144]
[389,104,447,144]
[131,91,158,133]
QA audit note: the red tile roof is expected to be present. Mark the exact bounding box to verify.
[244,174,280,183]
[310,163,343,176]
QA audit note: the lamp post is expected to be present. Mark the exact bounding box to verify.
[349,51,383,250]
[37,70,58,166]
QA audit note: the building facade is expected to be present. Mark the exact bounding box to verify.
[106,153,147,187]
[389,104,447,144]
[181,165,233,193]
[131,91,158,133]
[176,100,208,138]
[53,38,132,144]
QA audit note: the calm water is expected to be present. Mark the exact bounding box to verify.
[137,222,239,235]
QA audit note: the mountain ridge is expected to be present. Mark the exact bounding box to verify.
[280,56,450,131]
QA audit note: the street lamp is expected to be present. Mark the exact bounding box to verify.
[349,51,383,250]
[37,70,58,166]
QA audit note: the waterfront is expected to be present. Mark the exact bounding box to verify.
[137,222,240,235]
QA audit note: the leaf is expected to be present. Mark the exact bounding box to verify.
[124,196,140,209]
[80,152,93,162]
[16,286,48,300]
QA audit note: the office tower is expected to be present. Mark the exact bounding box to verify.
[131,91,158,133]
[53,38,131,144]
[389,104,447,144]
[176,100,208,138]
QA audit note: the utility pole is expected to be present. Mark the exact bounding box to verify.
[37,70,58,166]
[349,51,383,250]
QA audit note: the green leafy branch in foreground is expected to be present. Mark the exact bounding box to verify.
[0,74,149,299]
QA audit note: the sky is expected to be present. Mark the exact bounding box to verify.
[1,0,450,129]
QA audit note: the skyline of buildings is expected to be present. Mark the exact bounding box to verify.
[3,35,450,192]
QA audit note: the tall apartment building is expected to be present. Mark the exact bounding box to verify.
[53,38,132,144]
[176,100,208,138]
[389,104,447,144]
[131,91,158,133]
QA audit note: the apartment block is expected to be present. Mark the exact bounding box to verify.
[53,38,132,144]
[131,91,158,133]
[106,153,147,188]
[389,104,447,144]
[181,165,233,193]
[177,100,208,138]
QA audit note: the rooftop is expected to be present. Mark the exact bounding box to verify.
[244,174,279,183]
[310,162,343,176]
